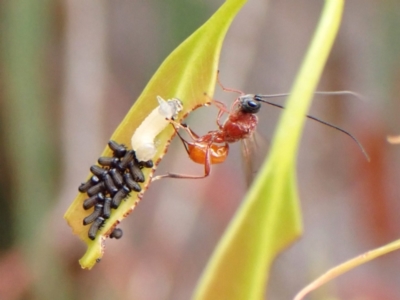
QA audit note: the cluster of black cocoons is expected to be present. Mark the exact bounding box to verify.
[78,140,153,240]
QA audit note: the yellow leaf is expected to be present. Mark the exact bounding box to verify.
[64,0,248,270]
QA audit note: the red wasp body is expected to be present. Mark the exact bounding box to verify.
[186,100,258,160]
[152,93,264,180]
[152,78,369,181]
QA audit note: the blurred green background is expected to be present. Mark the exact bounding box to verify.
[1,0,400,299]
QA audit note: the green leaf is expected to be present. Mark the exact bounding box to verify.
[64,0,247,270]
[193,0,344,299]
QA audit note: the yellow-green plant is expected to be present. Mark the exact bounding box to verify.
[65,1,389,299]
[64,0,247,270]
[194,0,344,298]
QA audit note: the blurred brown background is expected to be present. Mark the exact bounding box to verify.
[1,0,400,299]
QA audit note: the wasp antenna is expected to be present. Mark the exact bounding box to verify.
[253,97,287,109]
[314,90,365,101]
[254,93,291,99]
[256,91,364,101]
[304,114,370,162]
[254,97,370,161]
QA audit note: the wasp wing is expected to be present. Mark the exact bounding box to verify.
[240,130,269,187]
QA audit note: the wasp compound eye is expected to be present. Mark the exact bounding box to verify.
[239,96,261,113]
